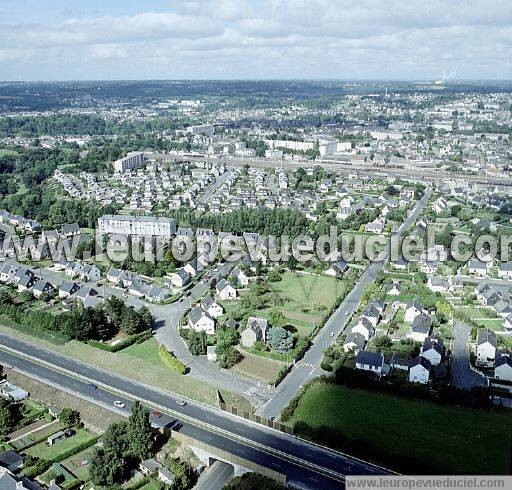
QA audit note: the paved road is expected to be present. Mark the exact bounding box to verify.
[35,260,270,408]
[0,336,393,489]
[194,461,234,490]
[257,189,432,418]
[196,170,233,205]
[450,322,487,389]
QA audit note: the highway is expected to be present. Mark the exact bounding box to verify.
[0,333,393,489]
[258,189,432,418]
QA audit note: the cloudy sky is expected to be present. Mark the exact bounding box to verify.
[1,0,511,80]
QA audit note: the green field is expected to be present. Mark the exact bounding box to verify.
[122,338,163,366]
[25,429,97,461]
[290,383,511,474]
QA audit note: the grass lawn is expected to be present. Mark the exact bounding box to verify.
[25,428,97,461]
[290,383,512,474]
[62,447,96,482]
[231,350,285,383]
[122,338,162,366]
[137,479,160,490]
[0,320,252,411]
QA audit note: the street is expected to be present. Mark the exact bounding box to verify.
[0,335,393,489]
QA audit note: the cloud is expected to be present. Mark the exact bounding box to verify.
[0,0,511,80]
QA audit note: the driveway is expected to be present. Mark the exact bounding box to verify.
[450,322,487,389]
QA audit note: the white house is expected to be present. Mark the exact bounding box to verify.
[355,351,385,376]
[351,317,375,341]
[404,301,424,323]
[498,262,512,279]
[494,349,512,381]
[216,279,236,300]
[187,307,215,335]
[420,336,444,366]
[408,356,432,384]
[343,332,366,353]
[427,276,447,293]
[406,314,433,343]
[476,329,497,367]
[200,295,224,318]
[241,317,268,348]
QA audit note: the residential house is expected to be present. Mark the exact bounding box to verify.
[427,276,447,293]
[351,317,375,341]
[146,286,170,303]
[420,336,444,366]
[476,329,497,367]
[0,451,23,472]
[408,356,432,384]
[355,351,385,376]
[79,264,101,282]
[230,267,249,287]
[324,260,349,277]
[169,269,191,288]
[58,281,80,299]
[343,332,366,353]
[404,301,424,323]
[406,314,433,342]
[201,295,223,318]
[386,281,402,296]
[32,280,54,298]
[494,349,512,381]
[216,279,236,300]
[468,259,489,277]
[241,317,268,348]
[498,262,512,279]
[61,223,80,237]
[187,307,215,335]
[107,267,123,285]
[0,381,28,401]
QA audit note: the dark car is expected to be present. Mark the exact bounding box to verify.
[88,383,98,390]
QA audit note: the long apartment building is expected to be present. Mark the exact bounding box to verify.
[98,215,177,238]
[113,151,146,172]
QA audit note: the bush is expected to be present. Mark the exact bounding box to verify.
[158,346,187,374]
[88,330,152,352]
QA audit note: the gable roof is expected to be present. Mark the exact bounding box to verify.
[356,351,384,368]
[477,329,497,347]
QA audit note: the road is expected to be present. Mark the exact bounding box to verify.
[34,260,270,408]
[257,189,432,418]
[0,335,393,489]
[194,460,234,490]
[450,322,487,389]
[196,170,233,205]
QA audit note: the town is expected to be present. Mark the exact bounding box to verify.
[0,75,512,489]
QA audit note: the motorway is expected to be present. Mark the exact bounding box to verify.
[258,189,432,418]
[0,334,393,489]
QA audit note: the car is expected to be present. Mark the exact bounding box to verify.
[330,332,335,337]
[122,292,128,298]
[88,383,98,390]
[113,400,126,408]
[176,400,187,407]
[151,410,162,418]
[345,311,350,316]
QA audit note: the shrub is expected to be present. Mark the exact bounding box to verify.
[158,346,186,374]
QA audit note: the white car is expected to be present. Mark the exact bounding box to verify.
[113,400,126,408]
[176,400,187,407]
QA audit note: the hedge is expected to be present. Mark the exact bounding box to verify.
[88,330,152,352]
[158,345,187,374]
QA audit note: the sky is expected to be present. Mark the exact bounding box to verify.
[1,0,511,81]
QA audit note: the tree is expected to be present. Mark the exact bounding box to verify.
[59,408,80,427]
[0,398,19,434]
[268,310,286,328]
[188,331,207,355]
[127,401,153,460]
[267,327,294,354]
[90,420,130,486]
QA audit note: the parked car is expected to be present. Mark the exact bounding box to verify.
[151,410,162,418]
